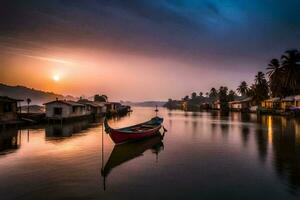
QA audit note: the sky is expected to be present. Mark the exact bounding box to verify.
[1,0,300,101]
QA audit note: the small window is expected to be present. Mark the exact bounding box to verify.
[54,107,62,115]
[72,106,76,113]
[3,103,13,112]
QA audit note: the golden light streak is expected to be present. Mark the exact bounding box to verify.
[295,121,300,144]
[267,116,273,144]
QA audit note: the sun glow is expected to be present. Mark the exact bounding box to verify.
[53,74,60,82]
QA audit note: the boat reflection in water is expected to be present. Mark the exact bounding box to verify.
[101,131,165,190]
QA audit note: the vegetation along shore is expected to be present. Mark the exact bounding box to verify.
[164,49,300,117]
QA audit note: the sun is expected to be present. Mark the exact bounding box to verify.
[53,74,60,82]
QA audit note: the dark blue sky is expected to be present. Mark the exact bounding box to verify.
[1,0,300,100]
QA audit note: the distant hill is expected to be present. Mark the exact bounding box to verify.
[20,105,45,113]
[122,101,166,107]
[0,83,77,105]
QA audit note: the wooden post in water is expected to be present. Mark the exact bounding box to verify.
[27,129,29,142]
[101,120,106,191]
[19,129,22,145]
[155,105,159,117]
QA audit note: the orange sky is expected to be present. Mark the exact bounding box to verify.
[0,46,252,101]
[1,1,300,101]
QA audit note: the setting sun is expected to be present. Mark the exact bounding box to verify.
[53,74,60,82]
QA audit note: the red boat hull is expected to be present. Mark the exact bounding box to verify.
[109,125,162,144]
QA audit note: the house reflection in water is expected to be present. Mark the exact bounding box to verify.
[224,112,300,193]
[259,115,300,194]
[0,128,20,154]
[45,120,92,138]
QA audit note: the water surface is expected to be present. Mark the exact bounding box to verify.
[0,107,300,199]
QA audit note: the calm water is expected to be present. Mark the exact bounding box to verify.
[0,107,300,200]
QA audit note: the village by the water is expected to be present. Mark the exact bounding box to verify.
[1,50,300,127]
[0,94,131,128]
[1,1,300,198]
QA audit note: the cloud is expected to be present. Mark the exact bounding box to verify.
[0,43,75,65]
[1,0,300,70]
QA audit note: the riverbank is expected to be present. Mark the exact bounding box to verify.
[165,106,300,118]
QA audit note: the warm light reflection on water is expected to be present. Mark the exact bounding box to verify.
[268,116,273,144]
[0,107,300,199]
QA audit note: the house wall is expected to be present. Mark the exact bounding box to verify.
[101,106,107,113]
[90,106,100,114]
[106,104,112,111]
[46,102,87,118]
[230,103,241,109]
[85,105,93,115]
[106,103,120,112]
[262,101,274,109]
[280,101,294,109]
[0,102,18,122]
[296,100,300,107]
[97,106,106,114]
[212,103,220,109]
[230,102,250,110]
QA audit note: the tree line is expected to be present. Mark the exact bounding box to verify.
[165,49,300,110]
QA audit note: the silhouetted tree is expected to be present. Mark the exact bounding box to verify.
[281,49,300,95]
[183,95,189,101]
[26,98,31,113]
[218,86,229,111]
[237,81,249,96]
[191,92,197,99]
[209,87,218,100]
[228,90,236,101]
[266,58,283,97]
[94,94,108,102]
[250,72,269,104]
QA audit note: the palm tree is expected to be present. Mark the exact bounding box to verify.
[209,87,218,99]
[191,92,197,99]
[266,58,281,77]
[266,58,283,97]
[218,86,229,111]
[237,81,249,96]
[255,71,265,85]
[250,72,269,104]
[228,90,235,101]
[26,98,31,113]
[183,95,189,101]
[281,49,300,95]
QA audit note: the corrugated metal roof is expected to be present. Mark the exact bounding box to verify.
[44,100,85,106]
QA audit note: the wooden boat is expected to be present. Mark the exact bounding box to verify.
[101,133,164,179]
[104,117,163,144]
